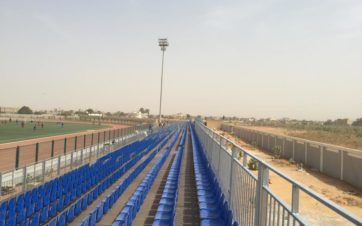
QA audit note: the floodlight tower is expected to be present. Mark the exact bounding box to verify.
[158,38,169,125]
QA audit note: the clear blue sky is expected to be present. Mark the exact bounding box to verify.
[0,0,361,120]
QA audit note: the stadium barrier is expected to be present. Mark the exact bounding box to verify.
[0,124,150,197]
[195,120,362,226]
[221,123,362,191]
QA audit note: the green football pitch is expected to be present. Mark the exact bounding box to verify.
[0,121,109,144]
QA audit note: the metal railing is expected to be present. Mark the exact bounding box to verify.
[0,124,149,198]
[221,124,362,191]
[195,121,362,226]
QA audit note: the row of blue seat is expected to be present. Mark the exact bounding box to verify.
[80,126,182,226]
[190,125,237,226]
[111,127,186,226]
[152,127,188,226]
[45,128,177,226]
[0,127,174,226]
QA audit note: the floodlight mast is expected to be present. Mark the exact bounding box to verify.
[158,38,168,126]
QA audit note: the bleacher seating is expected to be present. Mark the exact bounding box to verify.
[152,128,187,226]
[110,127,186,226]
[190,125,237,226]
[0,126,176,226]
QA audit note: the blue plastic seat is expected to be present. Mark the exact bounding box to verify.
[30,212,40,226]
[40,205,49,224]
[66,205,75,223]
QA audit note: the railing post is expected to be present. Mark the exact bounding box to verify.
[243,151,247,167]
[70,151,74,170]
[22,167,27,192]
[57,156,61,176]
[0,172,2,196]
[255,162,269,226]
[97,132,100,158]
[12,171,15,187]
[80,149,84,165]
[218,136,222,176]
[291,184,300,214]
[229,146,238,207]
[42,160,46,183]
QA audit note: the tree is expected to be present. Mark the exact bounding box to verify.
[139,107,145,114]
[352,118,362,127]
[323,119,333,126]
[86,108,94,114]
[18,106,33,114]
[145,109,150,115]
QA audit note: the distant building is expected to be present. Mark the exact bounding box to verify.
[0,107,19,113]
[88,113,103,117]
[130,111,148,119]
[171,113,187,119]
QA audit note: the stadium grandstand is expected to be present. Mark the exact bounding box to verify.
[0,121,361,226]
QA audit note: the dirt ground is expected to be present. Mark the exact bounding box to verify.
[213,128,362,225]
[206,119,223,130]
[237,125,362,151]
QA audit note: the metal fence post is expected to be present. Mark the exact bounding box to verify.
[75,136,78,152]
[51,140,55,158]
[83,134,86,149]
[340,150,344,180]
[16,146,20,169]
[64,138,67,154]
[255,163,269,226]
[305,142,308,164]
[320,146,324,172]
[35,143,39,163]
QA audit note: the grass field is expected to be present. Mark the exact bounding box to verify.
[0,121,109,144]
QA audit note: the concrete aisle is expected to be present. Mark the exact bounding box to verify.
[96,133,181,226]
[131,144,176,226]
[174,130,200,226]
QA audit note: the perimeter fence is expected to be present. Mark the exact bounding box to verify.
[221,123,362,190]
[195,120,362,226]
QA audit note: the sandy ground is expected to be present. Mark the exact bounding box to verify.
[212,128,362,225]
